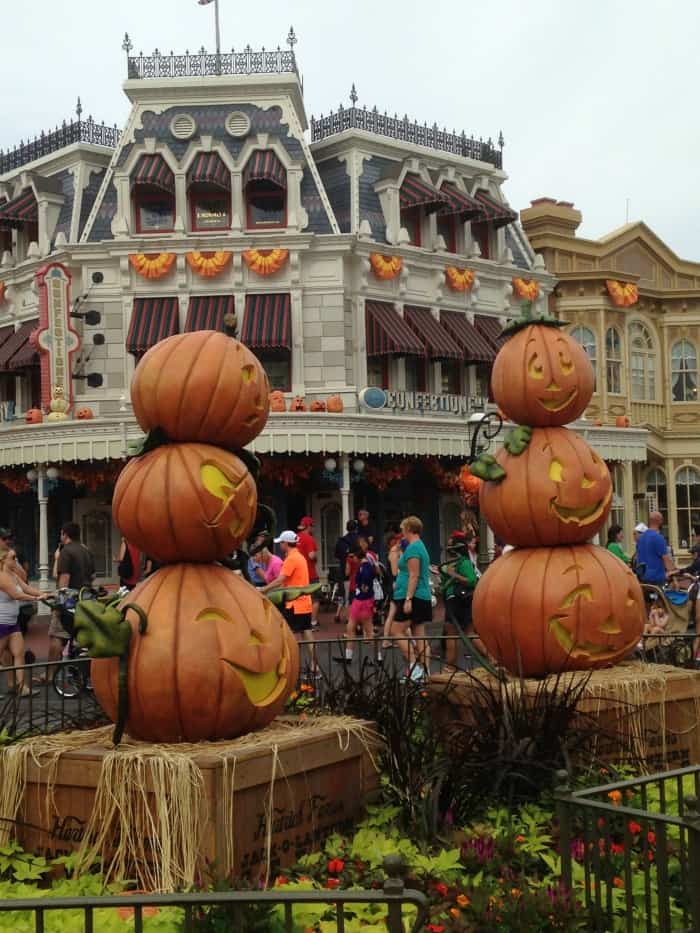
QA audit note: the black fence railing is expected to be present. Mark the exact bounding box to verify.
[557,766,700,932]
[0,118,120,175]
[126,46,299,80]
[310,104,504,168]
[0,855,428,932]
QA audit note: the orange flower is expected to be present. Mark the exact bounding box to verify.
[186,250,232,278]
[456,894,470,907]
[242,248,289,276]
[449,908,461,918]
[369,253,403,280]
[510,888,521,899]
[613,877,624,889]
[605,279,638,307]
[608,790,622,805]
[514,835,526,844]
[275,875,289,886]
[512,277,540,301]
[129,252,176,280]
[445,266,475,292]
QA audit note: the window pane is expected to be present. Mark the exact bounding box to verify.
[367,358,386,389]
[138,199,174,231]
[193,195,229,230]
[441,360,461,395]
[606,328,621,358]
[261,356,290,391]
[247,184,285,227]
[606,360,621,394]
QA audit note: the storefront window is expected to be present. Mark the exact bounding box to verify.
[190,186,230,231]
[135,188,175,233]
[606,328,622,394]
[441,360,461,395]
[405,357,428,392]
[671,340,698,402]
[629,322,656,401]
[367,357,388,389]
[246,181,285,229]
[676,466,700,549]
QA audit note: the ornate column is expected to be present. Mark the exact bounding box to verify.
[666,458,679,556]
[37,464,50,590]
[340,454,351,530]
[622,461,635,555]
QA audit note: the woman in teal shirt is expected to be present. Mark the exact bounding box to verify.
[391,515,432,681]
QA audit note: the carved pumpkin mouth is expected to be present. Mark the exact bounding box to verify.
[200,463,249,535]
[538,387,578,412]
[548,615,639,661]
[550,488,612,526]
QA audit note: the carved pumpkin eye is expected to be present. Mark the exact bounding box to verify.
[549,459,564,483]
[528,353,544,379]
[581,476,595,489]
[559,352,574,375]
[201,463,236,502]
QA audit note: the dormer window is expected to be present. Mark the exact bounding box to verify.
[0,189,38,260]
[399,174,447,248]
[471,189,517,260]
[188,153,231,232]
[244,151,287,230]
[132,155,175,234]
[437,183,481,254]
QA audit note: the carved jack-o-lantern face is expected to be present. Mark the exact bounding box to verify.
[112,441,257,564]
[479,427,612,547]
[91,564,299,742]
[473,544,645,676]
[25,409,43,424]
[491,325,595,427]
[75,407,94,420]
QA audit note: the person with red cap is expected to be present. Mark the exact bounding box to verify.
[297,516,321,628]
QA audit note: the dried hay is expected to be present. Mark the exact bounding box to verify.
[0,715,379,892]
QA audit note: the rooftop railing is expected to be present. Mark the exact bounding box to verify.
[0,116,120,176]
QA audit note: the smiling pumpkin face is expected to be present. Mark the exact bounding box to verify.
[112,442,257,563]
[473,544,645,676]
[491,324,594,427]
[90,564,299,743]
[479,427,612,547]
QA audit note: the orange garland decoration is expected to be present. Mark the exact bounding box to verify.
[0,282,5,304]
[606,280,639,308]
[242,248,289,276]
[186,251,232,278]
[128,253,176,280]
[445,267,475,292]
[512,278,541,301]
[369,254,403,281]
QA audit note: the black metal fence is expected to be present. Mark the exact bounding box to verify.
[556,766,700,932]
[126,46,298,80]
[0,118,120,175]
[0,855,427,932]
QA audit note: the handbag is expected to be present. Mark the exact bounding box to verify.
[372,578,384,602]
[453,582,472,602]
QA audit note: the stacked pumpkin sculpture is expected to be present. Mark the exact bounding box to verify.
[74,330,300,743]
[471,305,645,677]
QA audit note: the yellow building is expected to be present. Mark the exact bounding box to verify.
[522,197,700,558]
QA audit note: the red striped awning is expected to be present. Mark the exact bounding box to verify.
[0,321,39,372]
[185,295,234,332]
[127,297,180,356]
[241,293,291,351]
[243,150,286,190]
[473,190,517,228]
[440,310,496,363]
[399,174,448,215]
[439,183,481,220]
[404,306,462,361]
[365,301,425,358]
[0,325,15,348]
[0,190,38,227]
[132,154,175,194]
[475,314,505,351]
[187,152,231,191]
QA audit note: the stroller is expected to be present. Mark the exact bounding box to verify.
[638,572,698,666]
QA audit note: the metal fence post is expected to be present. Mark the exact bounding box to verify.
[383,854,407,933]
[555,769,573,892]
[683,796,700,933]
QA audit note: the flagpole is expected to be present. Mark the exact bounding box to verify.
[214,0,221,57]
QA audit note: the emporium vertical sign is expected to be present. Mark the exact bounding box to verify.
[34,263,81,412]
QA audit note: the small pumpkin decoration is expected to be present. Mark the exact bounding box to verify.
[269,390,287,412]
[25,408,43,424]
[131,331,270,449]
[91,563,299,742]
[75,407,94,420]
[491,313,594,427]
[128,253,176,280]
[615,415,630,428]
[112,442,257,563]
[326,394,344,413]
[478,426,612,547]
[290,396,306,412]
[369,253,402,280]
[473,544,645,676]
[310,399,326,412]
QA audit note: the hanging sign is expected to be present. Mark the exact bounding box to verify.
[34,263,81,412]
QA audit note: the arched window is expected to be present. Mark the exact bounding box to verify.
[187,152,231,232]
[628,322,656,400]
[132,154,175,234]
[570,326,597,389]
[244,150,286,229]
[605,327,622,394]
[676,466,700,549]
[671,340,698,402]
[645,467,667,527]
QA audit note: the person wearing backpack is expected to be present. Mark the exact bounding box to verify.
[116,537,143,590]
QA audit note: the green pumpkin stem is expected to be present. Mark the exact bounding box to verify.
[500,299,564,338]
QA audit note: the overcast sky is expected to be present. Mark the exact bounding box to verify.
[2,0,697,258]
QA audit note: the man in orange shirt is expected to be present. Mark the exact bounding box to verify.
[262,530,317,673]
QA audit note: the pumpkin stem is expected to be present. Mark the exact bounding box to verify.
[124,602,149,635]
[128,426,172,459]
[500,299,565,338]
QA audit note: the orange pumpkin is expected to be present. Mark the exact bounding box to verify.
[269,390,286,412]
[310,399,326,412]
[326,394,344,413]
[112,442,257,563]
[479,427,612,547]
[459,465,482,498]
[131,331,270,449]
[75,407,94,420]
[290,396,306,412]
[91,564,299,742]
[25,409,43,424]
[491,324,594,427]
[615,415,630,428]
[473,544,645,676]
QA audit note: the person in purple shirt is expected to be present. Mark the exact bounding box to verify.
[636,512,677,585]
